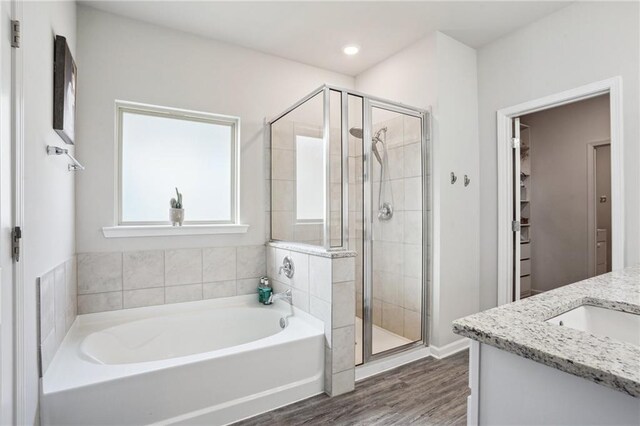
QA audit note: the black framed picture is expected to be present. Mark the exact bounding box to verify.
[53,35,76,145]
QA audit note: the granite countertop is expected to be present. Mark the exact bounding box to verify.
[453,266,640,397]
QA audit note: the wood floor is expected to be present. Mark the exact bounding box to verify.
[235,350,469,426]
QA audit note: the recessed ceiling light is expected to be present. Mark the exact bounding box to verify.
[343,45,360,56]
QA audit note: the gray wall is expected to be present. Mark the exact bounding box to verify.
[477,1,640,310]
[521,95,610,292]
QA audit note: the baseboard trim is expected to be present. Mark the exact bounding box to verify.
[430,338,469,359]
[355,346,431,382]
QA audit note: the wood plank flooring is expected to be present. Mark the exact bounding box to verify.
[234,350,469,426]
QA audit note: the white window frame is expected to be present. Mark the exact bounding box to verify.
[103,101,247,237]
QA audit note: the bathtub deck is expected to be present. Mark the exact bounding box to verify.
[235,350,469,425]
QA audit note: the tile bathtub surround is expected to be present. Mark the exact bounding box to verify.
[267,242,357,397]
[77,245,266,314]
[37,256,78,376]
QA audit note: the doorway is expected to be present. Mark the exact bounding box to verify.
[497,78,624,305]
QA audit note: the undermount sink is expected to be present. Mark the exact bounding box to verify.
[546,305,640,347]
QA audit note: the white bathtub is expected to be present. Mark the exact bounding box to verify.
[40,295,325,425]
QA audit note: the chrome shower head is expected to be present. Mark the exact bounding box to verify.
[349,127,363,139]
[348,126,386,165]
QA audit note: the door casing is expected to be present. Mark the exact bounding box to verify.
[496,77,624,305]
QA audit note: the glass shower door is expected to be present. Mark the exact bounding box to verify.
[366,103,425,357]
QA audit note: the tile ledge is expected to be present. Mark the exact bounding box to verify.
[266,241,357,258]
[102,224,250,238]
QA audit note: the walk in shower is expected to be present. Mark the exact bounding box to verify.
[269,86,430,365]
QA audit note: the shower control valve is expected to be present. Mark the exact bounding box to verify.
[279,256,295,279]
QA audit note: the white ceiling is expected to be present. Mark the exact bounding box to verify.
[81,1,571,76]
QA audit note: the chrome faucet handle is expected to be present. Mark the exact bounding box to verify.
[278,256,295,278]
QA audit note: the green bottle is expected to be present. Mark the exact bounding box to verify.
[258,277,272,304]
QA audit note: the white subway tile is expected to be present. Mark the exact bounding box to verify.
[404,244,422,279]
[310,296,332,344]
[404,114,422,144]
[271,180,294,211]
[309,256,332,302]
[53,265,66,347]
[404,177,422,211]
[289,251,309,292]
[372,298,382,327]
[78,252,123,294]
[123,288,164,309]
[203,280,236,299]
[237,245,266,279]
[382,302,404,336]
[331,368,355,396]
[40,330,57,376]
[123,250,164,289]
[404,309,422,341]
[64,257,77,331]
[165,284,202,304]
[386,146,404,180]
[332,281,355,328]
[332,257,354,283]
[266,246,277,279]
[165,248,202,286]
[403,142,422,178]
[291,288,309,312]
[332,326,355,374]
[78,292,122,314]
[38,272,55,344]
[202,247,236,282]
[237,278,260,296]
[271,148,295,181]
[403,276,423,312]
[404,211,422,245]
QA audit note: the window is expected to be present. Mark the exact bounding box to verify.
[295,135,324,222]
[117,102,239,225]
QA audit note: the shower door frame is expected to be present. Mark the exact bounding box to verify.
[362,98,430,363]
[267,84,431,364]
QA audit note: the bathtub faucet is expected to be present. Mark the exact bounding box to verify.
[267,289,292,305]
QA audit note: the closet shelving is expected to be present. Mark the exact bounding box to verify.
[519,123,532,299]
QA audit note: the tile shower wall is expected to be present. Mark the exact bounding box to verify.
[37,256,77,375]
[267,243,356,396]
[368,114,424,341]
[269,118,342,247]
[270,120,324,246]
[77,245,266,314]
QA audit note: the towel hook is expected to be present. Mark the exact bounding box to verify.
[47,145,85,171]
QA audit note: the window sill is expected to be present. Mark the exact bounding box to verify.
[102,224,250,238]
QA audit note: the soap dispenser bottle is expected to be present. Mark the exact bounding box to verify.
[258,277,272,304]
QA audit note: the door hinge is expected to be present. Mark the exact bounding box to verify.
[511,137,520,149]
[12,226,21,262]
[512,220,520,232]
[11,20,20,48]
